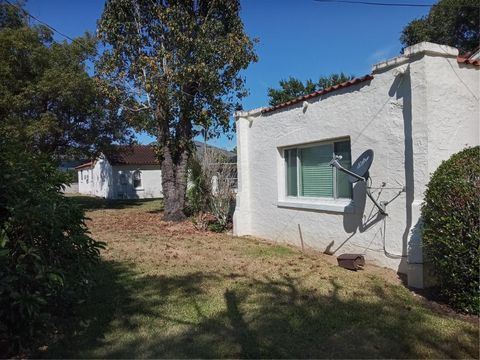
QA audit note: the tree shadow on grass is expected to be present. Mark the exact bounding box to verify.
[45,261,479,359]
[66,195,161,211]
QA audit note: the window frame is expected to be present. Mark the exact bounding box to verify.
[133,170,143,190]
[283,138,352,201]
[119,172,128,185]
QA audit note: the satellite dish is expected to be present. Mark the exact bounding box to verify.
[348,149,374,183]
[329,148,390,216]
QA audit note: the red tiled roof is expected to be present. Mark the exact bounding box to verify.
[74,161,93,170]
[106,145,159,166]
[457,56,480,67]
[262,74,374,114]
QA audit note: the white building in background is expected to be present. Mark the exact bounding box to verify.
[233,42,479,288]
[76,145,163,199]
[76,142,236,200]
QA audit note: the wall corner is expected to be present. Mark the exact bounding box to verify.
[233,111,261,236]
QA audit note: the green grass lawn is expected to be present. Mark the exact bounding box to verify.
[45,195,478,359]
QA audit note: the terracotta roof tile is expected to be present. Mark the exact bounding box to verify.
[107,145,159,166]
[457,56,480,67]
[75,143,236,170]
[262,74,374,114]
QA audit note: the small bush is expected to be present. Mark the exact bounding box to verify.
[186,152,236,231]
[186,156,209,216]
[0,143,104,354]
[63,168,77,183]
[208,221,227,233]
[422,146,479,313]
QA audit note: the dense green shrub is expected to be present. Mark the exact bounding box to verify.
[0,143,104,353]
[422,146,479,313]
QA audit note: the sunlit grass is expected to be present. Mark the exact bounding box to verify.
[46,195,479,359]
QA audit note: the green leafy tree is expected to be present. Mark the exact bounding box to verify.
[317,73,354,90]
[0,5,113,351]
[400,0,480,54]
[0,2,133,159]
[0,0,25,29]
[97,0,257,221]
[267,77,317,107]
[267,73,354,106]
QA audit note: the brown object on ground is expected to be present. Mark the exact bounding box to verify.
[337,253,365,271]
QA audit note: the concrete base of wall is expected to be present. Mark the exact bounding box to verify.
[407,263,424,288]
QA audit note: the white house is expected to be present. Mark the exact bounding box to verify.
[233,42,479,288]
[76,145,163,199]
[76,142,236,200]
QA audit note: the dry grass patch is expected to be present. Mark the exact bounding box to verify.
[45,196,479,359]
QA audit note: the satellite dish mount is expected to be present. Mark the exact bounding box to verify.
[329,149,388,216]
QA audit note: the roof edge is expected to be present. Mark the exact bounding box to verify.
[238,42,477,116]
[372,42,458,73]
[457,55,480,67]
[74,161,93,170]
[261,74,374,114]
[234,107,265,119]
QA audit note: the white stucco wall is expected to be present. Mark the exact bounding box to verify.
[63,182,79,193]
[78,168,93,194]
[77,158,163,199]
[234,42,479,287]
[110,165,163,199]
[83,157,109,198]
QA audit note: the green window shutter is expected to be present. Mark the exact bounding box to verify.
[285,149,297,196]
[300,144,333,197]
[334,140,352,199]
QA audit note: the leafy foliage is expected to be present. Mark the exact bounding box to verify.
[0,1,26,29]
[421,146,480,313]
[0,4,111,354]
[0,2,132,159]
[186,155,209,216]
[267,73,355,106]
[400,0,480,54]
[97,0,257,220]
[0,140,105,354]
[62,168,77,183]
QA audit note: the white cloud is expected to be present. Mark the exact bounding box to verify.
[367,44,399,64]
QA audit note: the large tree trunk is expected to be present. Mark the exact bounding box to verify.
[161,145,189,221]
[155,93,194,221]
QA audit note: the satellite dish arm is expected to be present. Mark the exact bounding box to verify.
[329,156,388,216]
[329,158,365,182]
[365,188,388,216]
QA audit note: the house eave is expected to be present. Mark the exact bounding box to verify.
[234,107,265,120]
[372,42,459,73]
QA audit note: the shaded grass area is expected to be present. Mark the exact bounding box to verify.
[64,193,163,212]
[45,195,479,359]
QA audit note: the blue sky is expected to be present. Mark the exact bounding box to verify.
[26,0,430,150]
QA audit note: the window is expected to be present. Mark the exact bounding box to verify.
[285,139,352,199]
[119,172,128,185]
[133,170,142,189]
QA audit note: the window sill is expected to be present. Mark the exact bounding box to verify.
[277,198,354,214]
[135,188,144,192]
